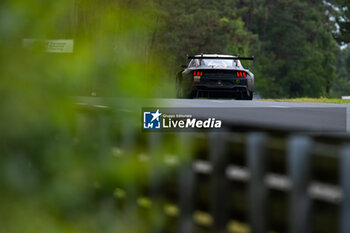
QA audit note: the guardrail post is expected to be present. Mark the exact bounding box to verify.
[287,135,312,233]
[178,133,195,233]
[210,132,229,233]
[247,132,268,233]
[148,132,163,195]
[121,114,137,150]
[117,114,138,207]
[340,144,350,233]
[148,132,163,233]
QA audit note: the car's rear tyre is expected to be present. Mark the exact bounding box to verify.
[187,90,195,99]
[246,91,253,100]
[240,91,253,100]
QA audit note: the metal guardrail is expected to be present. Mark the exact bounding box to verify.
[77,101,350,233]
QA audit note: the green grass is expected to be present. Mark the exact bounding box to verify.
[259,97,350,104]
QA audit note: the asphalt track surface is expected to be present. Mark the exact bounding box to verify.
[77,97,350,133]
[155,99,348,133]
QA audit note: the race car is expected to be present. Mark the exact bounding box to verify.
[176,54,254,100]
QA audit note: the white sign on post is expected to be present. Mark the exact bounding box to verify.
[22,39,74,53]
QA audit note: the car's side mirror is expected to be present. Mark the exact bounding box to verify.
[180,64,187,69]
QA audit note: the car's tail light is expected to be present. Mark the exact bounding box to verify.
[193,71,202,83]
[194,71,203,76]
[236,72,246,77]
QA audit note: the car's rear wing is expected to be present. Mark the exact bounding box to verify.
[187,55,254,61]
[187,55,255,71]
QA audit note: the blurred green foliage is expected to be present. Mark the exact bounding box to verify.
[0,0,180,233]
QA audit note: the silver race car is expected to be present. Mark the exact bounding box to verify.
[177,54,254,100]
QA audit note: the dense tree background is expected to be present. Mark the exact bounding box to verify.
[330,47,350,96]
[330,0,350,45]
[154,0,257,65]
[155,0,350,98]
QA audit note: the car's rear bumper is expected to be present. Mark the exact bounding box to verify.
[192,85,249,98]
[194,84,249,93]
